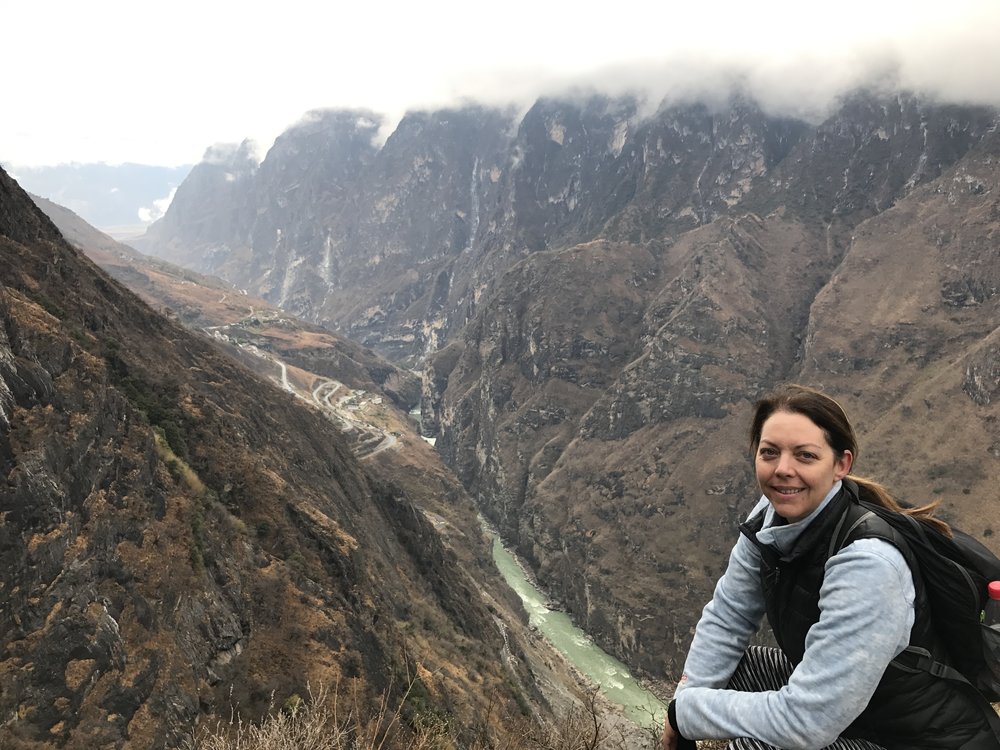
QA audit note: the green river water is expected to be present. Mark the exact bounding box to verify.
[488,532,667,728]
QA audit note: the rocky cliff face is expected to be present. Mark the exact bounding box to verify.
[136,88,1000,684]
[748,92,998,222]
[426,94,1000,678]
[0,167,547,749]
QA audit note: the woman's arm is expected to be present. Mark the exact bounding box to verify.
[675,539,915,749]
[676,515,768,692]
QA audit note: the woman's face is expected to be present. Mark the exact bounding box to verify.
[755,410,854,522]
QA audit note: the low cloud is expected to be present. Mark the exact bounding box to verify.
[201,140,261,167]
[137,187,177,224]
[8,0,999,167]
[430,4,1000,125]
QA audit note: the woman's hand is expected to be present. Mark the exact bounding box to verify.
[661,720,679,750]
[664,700,697,750]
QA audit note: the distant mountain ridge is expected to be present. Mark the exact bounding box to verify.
[6,162,191,233]
[136,93,996,365]
[135,87,1000,683]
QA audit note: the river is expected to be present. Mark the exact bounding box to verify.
[487,530,667,729]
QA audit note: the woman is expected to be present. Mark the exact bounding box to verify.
[662,384,1000,750]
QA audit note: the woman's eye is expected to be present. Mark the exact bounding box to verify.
[759,448,777,458]
[798,452,817,461]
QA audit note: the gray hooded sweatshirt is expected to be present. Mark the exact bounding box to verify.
[674,480,915,749]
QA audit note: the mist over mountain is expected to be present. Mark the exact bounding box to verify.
[138,82,1000,687]
[10,0,1000,170]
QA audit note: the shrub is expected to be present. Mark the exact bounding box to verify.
[189,681,664,750]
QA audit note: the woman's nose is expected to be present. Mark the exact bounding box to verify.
[775,454,795,475]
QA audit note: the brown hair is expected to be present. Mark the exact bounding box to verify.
[749,384,951,536]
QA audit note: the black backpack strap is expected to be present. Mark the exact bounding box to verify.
[827,505,877,559]
[892,646,1000,739]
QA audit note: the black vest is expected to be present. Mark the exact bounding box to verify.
[740,483,1000,750]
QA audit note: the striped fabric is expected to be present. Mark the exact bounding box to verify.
[724,646,886,750]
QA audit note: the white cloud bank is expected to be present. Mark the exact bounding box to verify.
[3,0,999,167]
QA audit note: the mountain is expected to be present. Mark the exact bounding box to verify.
[135,87,1000,683]
[137,97,808,367]
[136,109,518,365]
[133,142,259,272]
[0,168,579,748]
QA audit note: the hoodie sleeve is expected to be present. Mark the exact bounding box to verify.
[674,538,915,749]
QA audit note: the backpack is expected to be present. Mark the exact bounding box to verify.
[831,486,1000,732]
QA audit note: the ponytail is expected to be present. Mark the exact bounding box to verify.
[850,474,952,537]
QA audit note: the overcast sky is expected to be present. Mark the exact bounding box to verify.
[5,0,1000,167]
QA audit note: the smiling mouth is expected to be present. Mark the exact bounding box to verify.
[773,487,804,496]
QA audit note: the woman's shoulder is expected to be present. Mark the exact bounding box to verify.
[831,505,915,577]
[829,536,915,592]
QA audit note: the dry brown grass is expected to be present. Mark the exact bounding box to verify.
[191,682,671,750]
[193,683,411,750]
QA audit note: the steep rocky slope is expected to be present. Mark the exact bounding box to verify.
[0,168,559,749]
[135,140,258,272]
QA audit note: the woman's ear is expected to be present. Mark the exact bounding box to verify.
[834,449,854,480]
